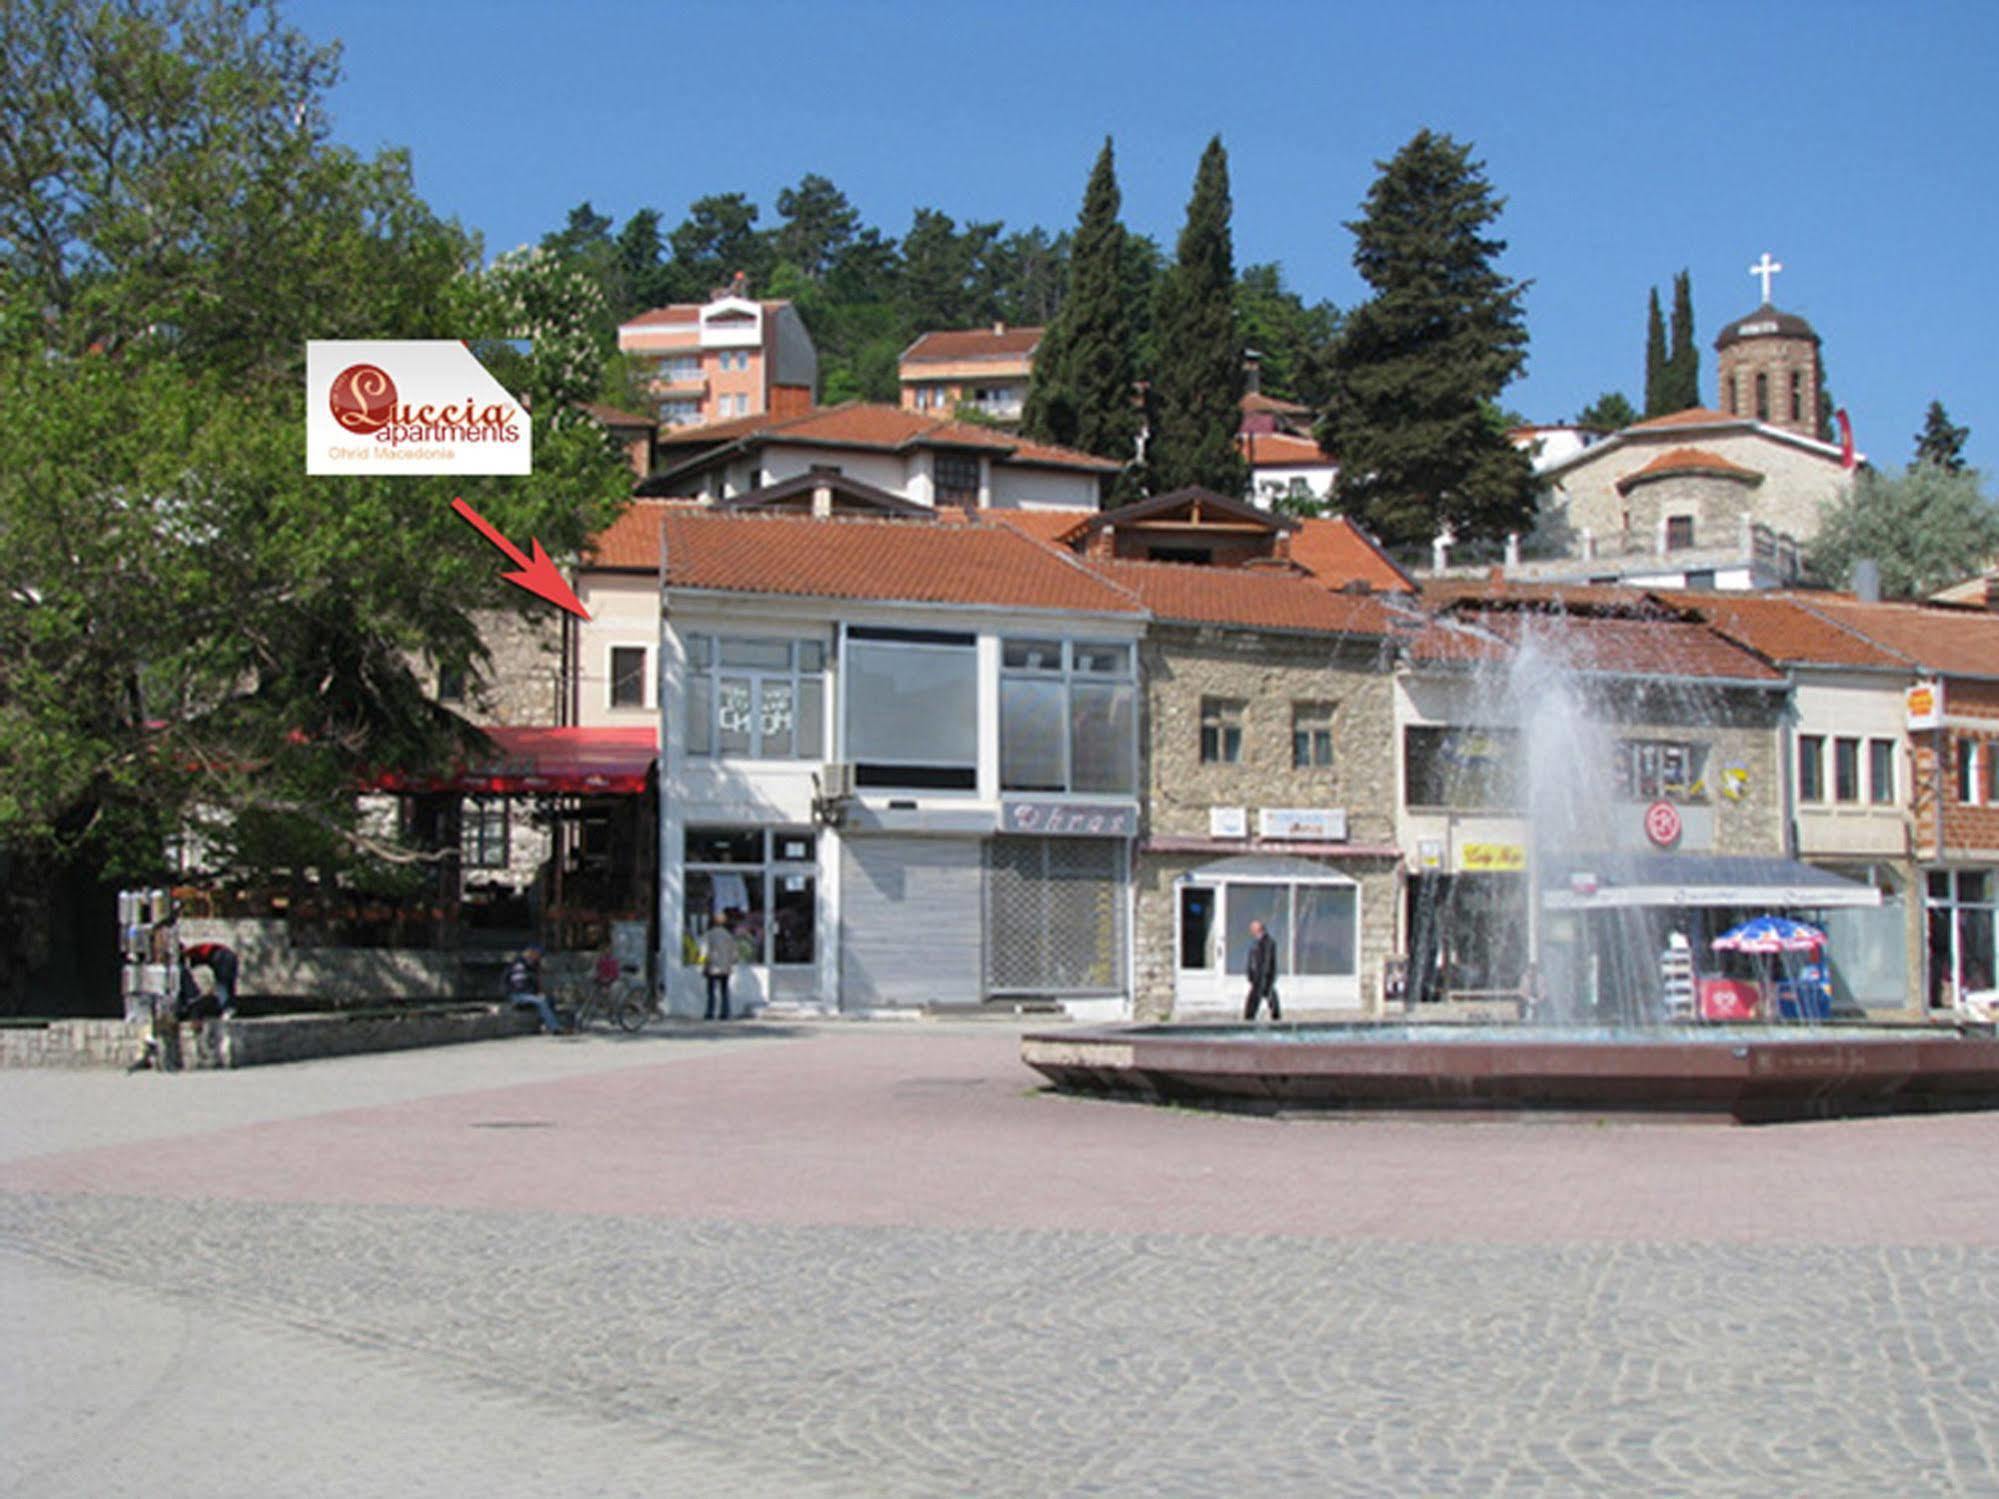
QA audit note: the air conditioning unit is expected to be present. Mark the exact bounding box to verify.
[820,762,856,800]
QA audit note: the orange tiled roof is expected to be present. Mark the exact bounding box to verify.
[621,299,790,331]
[902,326,1043,363]
[1786,595,1999,681]
[1238,432,1333,467]
[653,511,1142,615]
[652,403,1120,473]
[1616,446,1763,487]
[1085,558,1405,638]
[1289,516,1416,594]
[1411,608,1784,683]
[1687,594,1908,669]
[1624,407,1748,433]
[1240,391,1312,416]
[580,401,654,429]
[987,508,1098,546]
[1420,579,1676,615]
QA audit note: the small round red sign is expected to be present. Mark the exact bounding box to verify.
[1644,800,1683,848]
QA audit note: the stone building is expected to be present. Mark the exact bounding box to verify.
[1714,303,1822,440]
[1092,561,1412,1021]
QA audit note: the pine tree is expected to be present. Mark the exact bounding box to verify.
[1021,139,1139,480]
[1912,400,1970,473]
[1643,287,1667,417]
[1576,391,1639,432]
[1320,130,1534,546]
[1665,269,1699,410]
[1148,137,1246,496]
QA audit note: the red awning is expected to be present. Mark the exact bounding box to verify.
[375,726,658,796]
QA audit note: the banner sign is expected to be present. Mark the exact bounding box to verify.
[1001,800,1138,838]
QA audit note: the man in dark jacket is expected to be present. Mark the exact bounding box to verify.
[504,945,565,1034]
[1244,919,1281,1021]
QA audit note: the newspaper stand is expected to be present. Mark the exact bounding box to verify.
[119,888,183,1070]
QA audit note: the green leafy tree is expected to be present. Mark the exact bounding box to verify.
[1576,391,1639,431]
[1809,465,1999,598]
[898,208,1001,329]
[1022,140,1139,477]
[1665,269,1699,410]
[1320,129,1534,545]
[989,227,1070,327]
[1149,137,1246,496]
[0,0,631,1008]
[772,174,860,282]
[1913,400,1970,473]
[1642,287,1668,417]
[1236,263,1341,406]
[667,192,768,297]
[613,209,674,316]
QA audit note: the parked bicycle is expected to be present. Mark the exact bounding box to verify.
[566,964,657,1034]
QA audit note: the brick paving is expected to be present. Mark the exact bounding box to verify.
[3,1021,1997,1496]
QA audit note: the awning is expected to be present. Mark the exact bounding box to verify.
[1541,853,1881,911]
[374,727,658,796]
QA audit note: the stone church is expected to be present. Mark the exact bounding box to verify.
[1521,259,1860,591]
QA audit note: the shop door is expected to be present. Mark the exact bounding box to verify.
[839,837,983,1009]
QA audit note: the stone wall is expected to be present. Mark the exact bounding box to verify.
[178,917,599,1003]
[0,1006,539,1070]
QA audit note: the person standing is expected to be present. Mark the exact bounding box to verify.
[1244,919,1281,1022]
[702,912,739,1020]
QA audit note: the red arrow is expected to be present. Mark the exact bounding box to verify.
[451,497,590,620]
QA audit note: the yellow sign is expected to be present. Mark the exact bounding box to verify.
[1461,842,1526,872]
[1907,680,1944,730]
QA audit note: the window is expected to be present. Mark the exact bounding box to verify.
[683,634,825,761]
[1790,370,1804,423]
[1685,570,1717,591]
[657,398,700,426]
[934,452,980,506]
[999,639,1136,795]
[1926,869,1996,1008]
[1217,880,1358,979]
[1961,739,1984,804]
[1834,737,1861,803]
[1292,702,1335,769]
[610,646,648,709]
[437,665,466,702]
[1615,739,1709,803]
[845,627,977,789]
[661,355,700,384]
[460,797,509,869]
[682,827,817,969]
[1200,698,1244,765]
[1404,726,1521,809]
[1798,734,1825,802]
[1148,546,1212,565]
[1726,375,1738,415]
[1755,372,1770,422]
[1869,738,1896,805]
[1664,515,1696,552]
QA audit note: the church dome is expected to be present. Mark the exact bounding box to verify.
[1714,304,1819,350]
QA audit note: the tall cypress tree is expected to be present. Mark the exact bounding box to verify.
[1320,130,1534,546]
[1665,269,1699,410]
[1912,400,1970,472]
[1642,287,1668,417]
[1148,137,1245,496]
[1021,139,1140,486]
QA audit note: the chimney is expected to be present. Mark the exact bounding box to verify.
[992,321,1005,337]
[1986,574,1999,612]
[1504,532,1521,569]
[1852,559,1881,603]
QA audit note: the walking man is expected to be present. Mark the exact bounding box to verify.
[1243,919,1281,1022]
[702,912,739,1020]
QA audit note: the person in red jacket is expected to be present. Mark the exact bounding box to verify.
[178,941,239,1019]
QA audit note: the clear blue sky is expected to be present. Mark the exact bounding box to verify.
[292,0,1998,478]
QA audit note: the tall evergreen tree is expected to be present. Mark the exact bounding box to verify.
[1913,400,1970,472]
[1149,137,1245,496]
[1642,287,1668,417]
[1320,130,1534,546]
[1021,139,1139,479]
[1665,269,1699,410]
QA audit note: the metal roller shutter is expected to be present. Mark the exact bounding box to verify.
[840,837,984,1008]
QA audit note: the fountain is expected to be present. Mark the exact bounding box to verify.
[1024,598,1999,1123]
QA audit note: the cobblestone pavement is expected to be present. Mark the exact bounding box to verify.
[3,1022,1997,1496]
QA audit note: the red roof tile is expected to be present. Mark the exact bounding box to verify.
[651,403,1119,473]
[1289,516,1416,594]
[1687,594,1907,669]
[901,326,1043,363]
[1616,446,1763,489]
[1624,407,1749,432]
[1410,605,1784,682]
[1238,432,1334,467]
[988,508,1097,546]
[580,402,654,429]
[1785,596,1999,680]
[1240,391,1312,416]
[1085,558,1405,637]
[656,512,1141,614]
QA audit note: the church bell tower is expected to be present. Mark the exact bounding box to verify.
[1714,253,1823,440]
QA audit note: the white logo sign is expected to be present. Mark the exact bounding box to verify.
[1257,807,1348,841]
[307,341,531,475]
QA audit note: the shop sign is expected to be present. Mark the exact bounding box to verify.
[1644,800,1684,848]
[1001,800,1137,838]
[1460,842,1526,872]
[1907,679,1945,730]
[1209,806,1248,838]
[1257,807,1348,841]
[1417,839,1445,871]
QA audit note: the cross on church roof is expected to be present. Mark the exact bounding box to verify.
[1750,252,1783,303]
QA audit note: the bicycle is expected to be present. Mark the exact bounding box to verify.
[565,970,657,1034]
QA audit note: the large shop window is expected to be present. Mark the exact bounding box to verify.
[999,639,1136,795]
[1221,881,1358,979]
[1404,726,1521,810]
[682,827,817,968]
[845,627,977,790]
[1927,869,1995,1009]
[683,633,826,760]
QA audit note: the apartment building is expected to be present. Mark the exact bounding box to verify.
[617,276,818,430]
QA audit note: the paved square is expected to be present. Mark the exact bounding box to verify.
[3,1022,1996,1495]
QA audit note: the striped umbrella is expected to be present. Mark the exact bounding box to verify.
[1711,915,1827,955]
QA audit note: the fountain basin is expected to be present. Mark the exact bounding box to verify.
[1021,1023,1999,1124]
